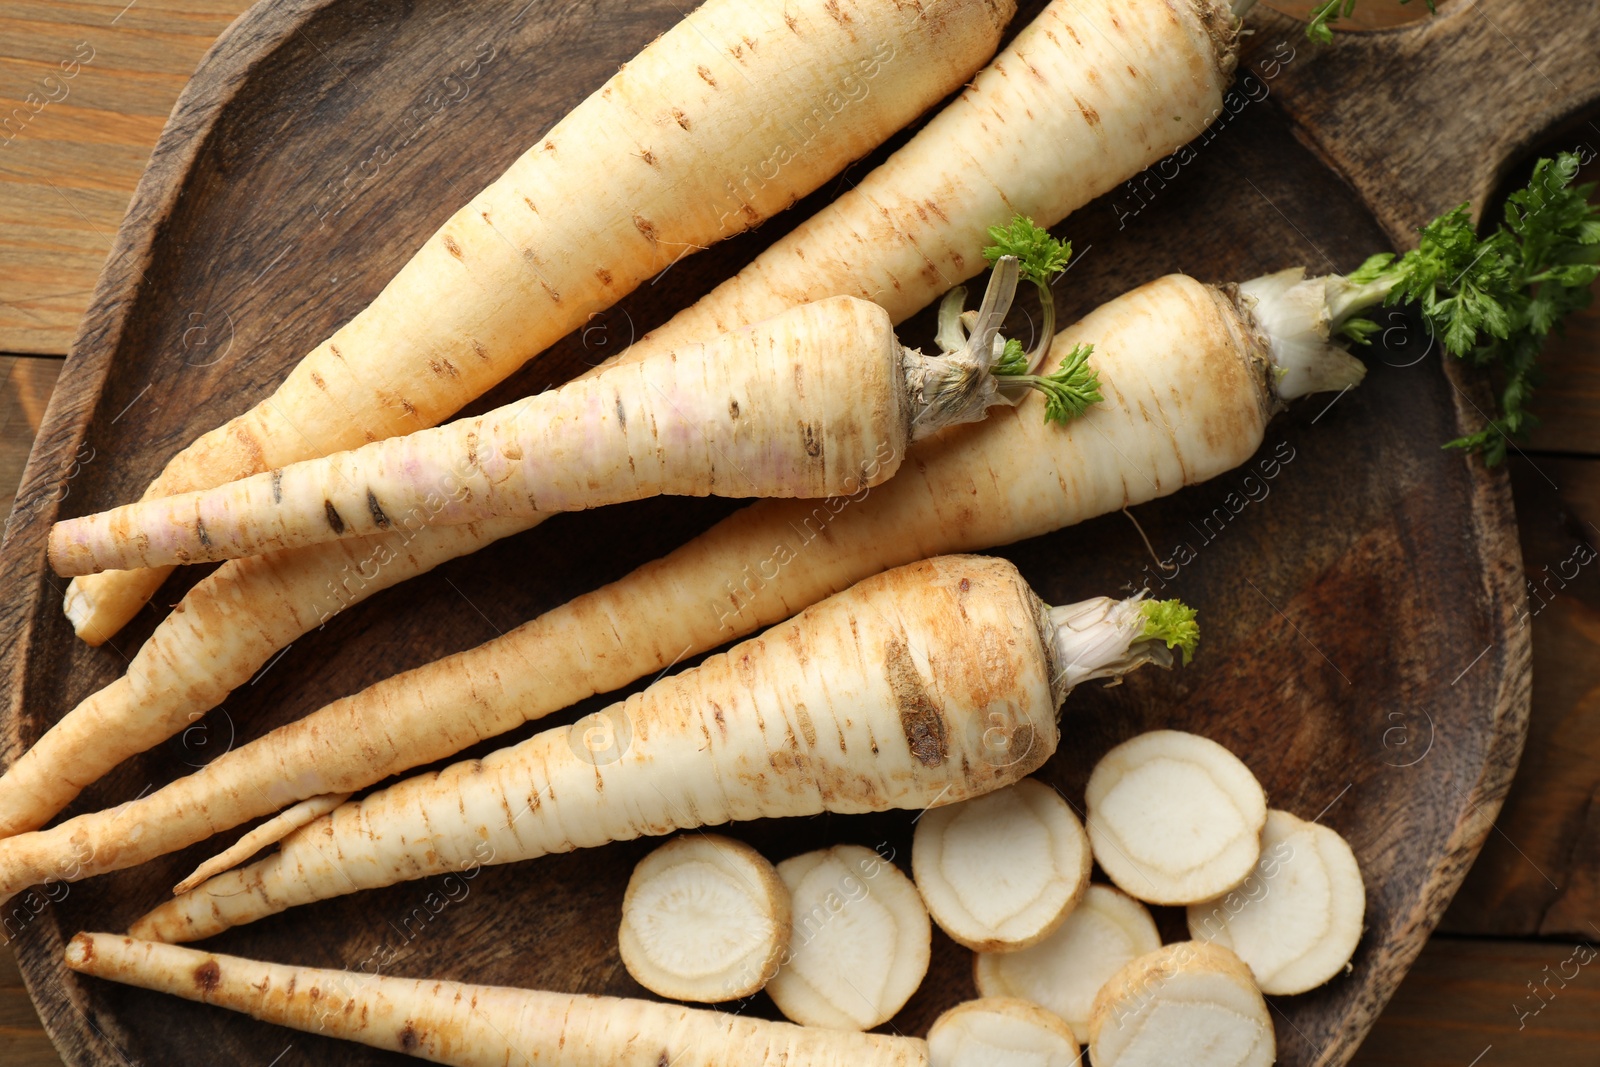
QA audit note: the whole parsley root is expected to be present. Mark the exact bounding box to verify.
[50,245,1099,576]
[65,933,931,1067]
[58,0,1017,643]
[118,557,1193,942]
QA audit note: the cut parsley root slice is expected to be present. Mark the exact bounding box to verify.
[1089,941,1275,1067]
[1187,809,1366,995]
[974,883,1160,1043]
[1086,730,1267,905]
[912,778,1091,952]
[927,997,1081,1067]
[618,834,791,1003]
[765,845,931,1031]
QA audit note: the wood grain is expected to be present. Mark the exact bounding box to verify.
[1442,456,1600,937]
[1351,937,1600,1066]
[0,0,254,354]
[1244,0,1600,249]
[0,355,60,527]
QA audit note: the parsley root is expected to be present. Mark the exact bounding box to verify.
[58,0,1017,643]
[64,932,931,1066]
[84,556,1193,939]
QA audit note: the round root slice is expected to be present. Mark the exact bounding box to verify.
[1085,730,1267,905]
[1089,941,1274,1067]
[1187,809,1366,995]
[618,834,791,1003]
[928,997,1081,1067]
[975,883,1160,1044]
[765,844,931,1031]
[912,778,1091,952]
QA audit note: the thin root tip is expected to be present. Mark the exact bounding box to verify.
[64,932,93,970]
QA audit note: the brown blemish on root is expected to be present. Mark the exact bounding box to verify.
[595,267,613,286]
[671,108,690,130]
[310,371,326,390]
[794,704,817,748]
[367,490,390,529]
[400,1022,420,1052]
[801,424,821,458]
[784,12,799,31]
[324,500,345,535]
[194,517,211,550]
[883,637,948,766]
[696,65,716,87]
[729,398,740,419]
[640,149,657,166]
[824,0,849,23]
[443,235,463,259]
[1074,96,1101,127]
[634,214,658,242]
[193,960,221,993]
[271,469,283,504]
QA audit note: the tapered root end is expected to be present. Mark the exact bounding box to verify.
[62,568,170,646]
[1236,268,1368,403]
[64,932,94,970]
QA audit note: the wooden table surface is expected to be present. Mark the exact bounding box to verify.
[2,1,1597,1064]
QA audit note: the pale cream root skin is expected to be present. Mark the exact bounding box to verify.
[1187,809,1366,995]
[619,834,792,1003]
[1088,941,1274,1067]
[49,298,907,575]
[63,0,1017,641]
[113,555,1058,940]
[172,793,350,896]
[974,884,1160,1044]
[1085,730,1267,905]
[912,778,1090,952]
[0,276,1266,900]
[927,998,1080,1067]
[766,846,931,1031]
[596,0,1238,372]
[64,933,932,1067]
[0,514,533,838]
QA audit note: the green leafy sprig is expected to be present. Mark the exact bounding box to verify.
[1140,598,1199,665]
[1306,0,1434,44]
[993,341,1103,425]
[1338,153,1600,463]
[984,215,1073,288]
[978,216,1103,424]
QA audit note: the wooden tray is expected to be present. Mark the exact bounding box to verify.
[4,0,1597,1063]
